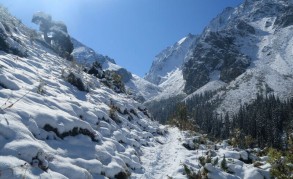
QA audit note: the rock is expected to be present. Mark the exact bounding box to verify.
[240,150,248,160]
[243,167,264,179]
[205,163,216,173]
[236,20,255,34]
[115,68,132,83]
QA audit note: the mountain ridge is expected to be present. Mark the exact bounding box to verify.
[0,2,288,178]
[144,0,293,119]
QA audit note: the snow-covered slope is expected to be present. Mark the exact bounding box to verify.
[145,33,197,85]
[149,68,185,101]
[71,38,116,66]
[140,34,199,104]
[71,37,161,102]
[102,60,162,102]
[0,7,166,178]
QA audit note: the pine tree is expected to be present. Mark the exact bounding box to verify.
[221,155,228,171]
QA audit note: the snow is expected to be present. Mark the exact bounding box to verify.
[214,22,293,113]
[71,38,116,66]
[0,8,167,178]
[125,74,162,101]
[145,34,197,85]
[0,4,278,178]
[132,127,187,178]
[184,80,226,101]
[132,127,270,179]
[178,36,187,45]
[178,1,293,114]
[152,68,186,101]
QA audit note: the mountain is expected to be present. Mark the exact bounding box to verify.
[183,0,293,113]
[0,4,279,179]
[71,38,116,66]
[145,33,198,85]
[71,38,161,103]
[145,0,293,119]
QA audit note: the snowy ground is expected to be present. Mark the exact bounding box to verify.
[132,127,270,179]
[132,127,187,179]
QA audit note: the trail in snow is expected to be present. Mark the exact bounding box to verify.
[132,127,188,179]
[131,126,271,179]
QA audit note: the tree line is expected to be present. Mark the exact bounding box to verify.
[170,93,293,150]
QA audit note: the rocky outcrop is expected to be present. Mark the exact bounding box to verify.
[183,31,250,94]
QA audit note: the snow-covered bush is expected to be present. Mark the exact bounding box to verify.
[182,163,203,179]
[36,79,46,95]
[109,105,121,123]
[62,68,89,92]
[110,71,126,93]
[0,22,27,57]
[67,72,88,92]
[100,71,126,94]
[87,61,105,78]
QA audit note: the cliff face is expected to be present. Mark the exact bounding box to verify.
[181,0,293,113]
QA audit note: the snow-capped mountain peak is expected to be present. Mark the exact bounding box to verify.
[144,34,198,85]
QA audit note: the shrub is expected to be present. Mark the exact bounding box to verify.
[253,161,264,168]
[244,135,255,148]
[111,72,126,93]
[199,156,206,166]
[0,34,9,52]
[182,164,203,179]
[268,148,293,178]
[0,33,27,57]
[65,72,88,92]
[100,71,126,94]
[87,61,104,78]
[109,105,121,123]
[168,103,197,131]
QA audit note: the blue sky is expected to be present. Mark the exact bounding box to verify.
[1,0,243,76]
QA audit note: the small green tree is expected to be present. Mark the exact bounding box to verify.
[221,155,228,171]
[206,155,212,164]
[169,103,196,131]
